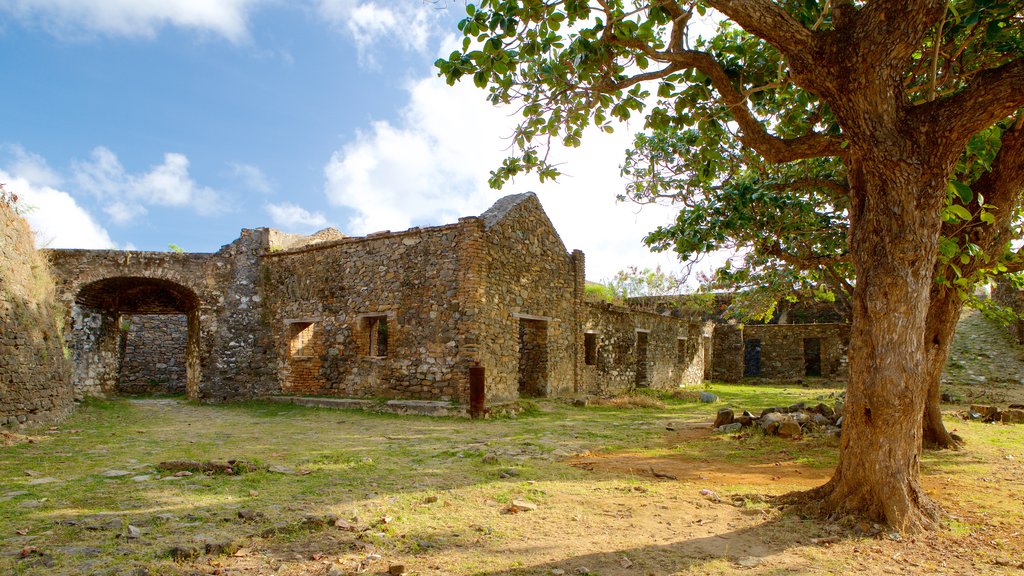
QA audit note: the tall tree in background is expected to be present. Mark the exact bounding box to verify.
[439,1,1024,530]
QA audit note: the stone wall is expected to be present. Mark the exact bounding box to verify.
[711,323,744,382]
[993,280,1024,344]
[742,323,849,380]
[473,194,581,403]
[45,193,705,408]
[47,231,277,402]
[0,201,74,428]
[262,223,470,402]
[581,302,704,394]
[118,314,188,394]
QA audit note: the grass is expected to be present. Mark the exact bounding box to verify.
[1,380,1022,575]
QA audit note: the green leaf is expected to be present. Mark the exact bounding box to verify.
[948,180,973,204]
[946,205,973,221]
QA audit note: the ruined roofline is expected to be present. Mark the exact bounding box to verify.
[583,300,704,323]
[480,192,536,229]
[262,221,465,258]
[41,247,217,257]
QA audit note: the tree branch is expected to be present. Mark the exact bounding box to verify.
[919,59,1024,146]
[705,0,816,61]
[597,45,845,163]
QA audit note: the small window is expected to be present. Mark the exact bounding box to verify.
[364,315,389,357]
[288,322,314,358]
[584,333,598,366]
[677,337,688,364]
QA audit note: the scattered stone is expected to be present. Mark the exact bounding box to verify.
[699,392,719,403]
[715,422,743,434]
[777,421,802,438]
[713,408,734,428]
[550,570,566,576]
[761,407,784,417]
[205,540,241,556]
[130,475,152,482]
[760,412,786,433]
[237,509,264,522]
[1001,409,1024,424]
[26,477,59,485]
[101,469,132,477]
[126,525,142,539]
[268,465,297,475]
[172,471,192,477]
[970,404,1000,420]
[388,565,406,575]
[507,499,538,513]
[168,545,200,561]
[424,495,439,504]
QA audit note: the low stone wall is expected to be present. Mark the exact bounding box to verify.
[993,280,1024,344]
[581,302,703,395]
[0,201,74,428]
[118,314,188,395]
[711,323,744,382]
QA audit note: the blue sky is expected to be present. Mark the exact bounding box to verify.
[0,0,694,281]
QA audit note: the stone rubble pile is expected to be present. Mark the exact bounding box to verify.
[712,395,845,438]
[963,403,1024,424]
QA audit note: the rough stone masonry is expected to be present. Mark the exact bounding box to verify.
[43,194,705,409]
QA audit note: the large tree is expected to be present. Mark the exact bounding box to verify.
[630,118,1024,450]
[438,0,1024,530]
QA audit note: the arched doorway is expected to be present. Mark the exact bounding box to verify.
[69,277,201,398]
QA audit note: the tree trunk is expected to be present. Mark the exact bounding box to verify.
[922,287,964,449]
[802,149,945,532]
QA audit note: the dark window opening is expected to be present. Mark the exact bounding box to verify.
[518,318,549,397]
[584,333,598,366]
[676,337,688,365]
[635,331,650,387]
[804,337,822,376]
[744,338,762,377]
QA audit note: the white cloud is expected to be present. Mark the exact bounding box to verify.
[0,169,115,249]
[0,0,260,41]
[265,202,329,231]
[73,147,225,224]
[317,0,437,64]
[230,162,273,195]
[323,73,691,282]
[4,145,63,188]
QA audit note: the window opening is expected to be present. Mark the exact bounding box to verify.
[288,322,314,358]
[584,333,598,366]
[365,315,389,357]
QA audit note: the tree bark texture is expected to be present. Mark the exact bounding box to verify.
[803,143,947,532]
[922,287,964,449]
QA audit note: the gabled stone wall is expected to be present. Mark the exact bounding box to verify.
[473,194,580,403]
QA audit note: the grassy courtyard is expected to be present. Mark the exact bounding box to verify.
[2,379,1022,575]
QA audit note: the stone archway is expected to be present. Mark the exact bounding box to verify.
[69,276,201,398]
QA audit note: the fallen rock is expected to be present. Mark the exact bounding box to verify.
[713,408,735,428]
[715,422,743,434]
[760,412,786,433]
[1001,409,1024,424]
[699,392,719,403]
[388,565,406,576]
[970,404,999,421]
[101,470,132,478]
[508,499,538,512]
[777,421,802,438]
[168,546,200,562]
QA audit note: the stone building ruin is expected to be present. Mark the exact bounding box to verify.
[44,193,705,410]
